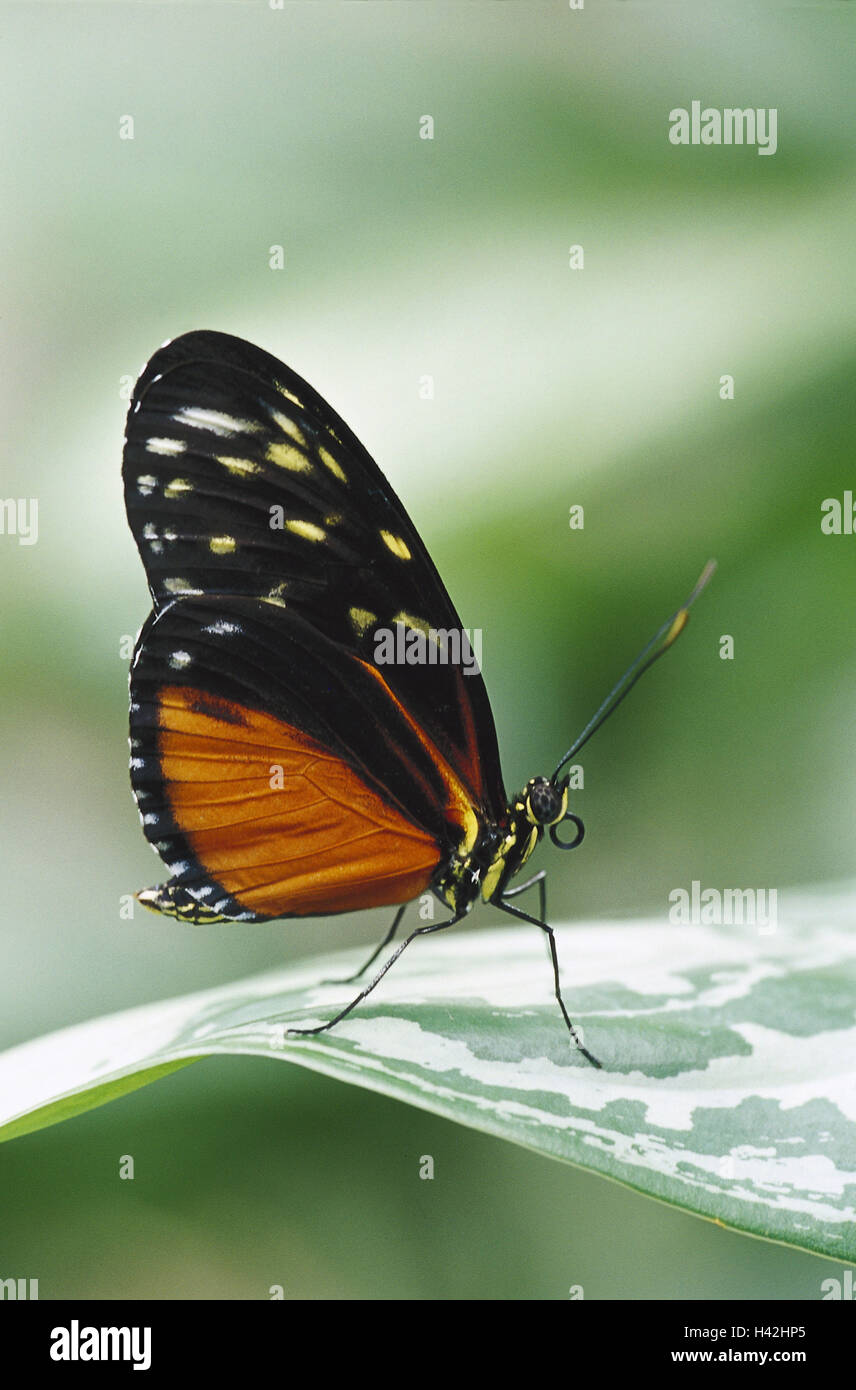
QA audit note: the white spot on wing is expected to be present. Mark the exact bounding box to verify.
[164,578,203,595]
[147,437,186,456]
[175,406,261,437]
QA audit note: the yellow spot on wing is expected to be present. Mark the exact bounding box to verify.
[268,409,305,446]
[458,807,479,856]
[209,535,236,554]
[318,446,346,483]
[286,520,326,542]
[267,441,312,473]
[263,582,288,608]
[393,610,433,639]
[218,456,260,477]
[380,531,411,561]
[276,382,304,409]
[349,607,377,637]
[164,478,192,498]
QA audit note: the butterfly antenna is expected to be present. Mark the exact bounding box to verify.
[552,560,716,782]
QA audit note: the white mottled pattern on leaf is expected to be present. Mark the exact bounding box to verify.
[0,882,854,1260]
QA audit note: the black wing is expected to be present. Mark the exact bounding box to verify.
[123,330,506,822]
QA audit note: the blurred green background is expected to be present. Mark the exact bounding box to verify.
[1,2,854,1298]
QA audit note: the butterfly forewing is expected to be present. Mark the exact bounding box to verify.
[123,331,505,818]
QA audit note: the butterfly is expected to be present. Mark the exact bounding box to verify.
[123,330,714,1068]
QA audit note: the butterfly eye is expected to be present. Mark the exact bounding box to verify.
[524,777,565,827]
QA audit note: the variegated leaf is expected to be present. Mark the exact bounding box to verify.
[0,884,853,1261]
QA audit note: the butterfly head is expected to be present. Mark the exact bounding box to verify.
[521,775,585,852]
[522,776,567,829]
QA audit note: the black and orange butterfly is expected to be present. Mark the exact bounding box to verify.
[123,330,714,1068]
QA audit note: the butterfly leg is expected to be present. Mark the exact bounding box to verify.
[495,898,602,1069]
[321,903,408,986]
[501,869,546,923]
[286,912,466,1037]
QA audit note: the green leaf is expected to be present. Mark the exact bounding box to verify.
[1,885,854,1261]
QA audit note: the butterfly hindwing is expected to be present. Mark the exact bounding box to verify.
[123,331,506,823]
[129,596,487,920]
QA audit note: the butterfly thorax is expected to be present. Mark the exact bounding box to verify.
[433,777,568,914]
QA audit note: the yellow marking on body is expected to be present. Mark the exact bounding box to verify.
[481,857,505,903]
[349,607,377,638]
[267,440,312,473]
[269,409,305,446]
[324,512,343,527]
[218,456,260,477]
[318,445,346,482]
[380,530,411,561]
[520,827,539,867]
[286,519,326,542]
[209,535,236,554]
[164,478,192,498]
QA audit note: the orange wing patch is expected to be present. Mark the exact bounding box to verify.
[157,686,441,917]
